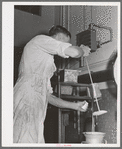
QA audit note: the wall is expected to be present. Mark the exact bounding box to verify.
[94,88,117,143]
[14,6,55,47]
[64,6,117,73]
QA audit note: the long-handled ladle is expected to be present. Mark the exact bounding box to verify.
[85,57,107,116]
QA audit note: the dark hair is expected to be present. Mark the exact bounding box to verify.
[49,25,71,38]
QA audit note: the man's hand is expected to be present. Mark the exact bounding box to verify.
[76,101,88,112]
[80,44,91,57]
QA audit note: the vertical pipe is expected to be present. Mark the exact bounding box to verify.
[57,74,62,143]
[91,100,95,132]
[80,5,86,67]
[59,6,63,69]
[91,6,93,24]
[67,6,70,31]
[62,6,66,27]
[83,5,85,30]
[67,6,70,69]
[61,6,66,69]
[60,6,63,26]
[77,111,81,135]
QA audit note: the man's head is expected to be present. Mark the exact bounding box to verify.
[49,25,71,43]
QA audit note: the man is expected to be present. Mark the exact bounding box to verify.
[13,25,91,143]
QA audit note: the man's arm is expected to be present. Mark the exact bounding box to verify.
[64,46,84,58]
[64,45,91,58]
[47,93,87,112]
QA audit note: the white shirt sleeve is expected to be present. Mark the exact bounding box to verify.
[29,35,72,58]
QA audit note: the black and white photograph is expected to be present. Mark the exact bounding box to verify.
[2,1,121,147]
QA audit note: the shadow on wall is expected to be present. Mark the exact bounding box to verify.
[95,89,117,144]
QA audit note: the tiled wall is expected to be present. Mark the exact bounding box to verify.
[94,88,117,143]
[63,6,118,70]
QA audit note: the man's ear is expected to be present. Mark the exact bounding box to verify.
[57,33,63,40]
